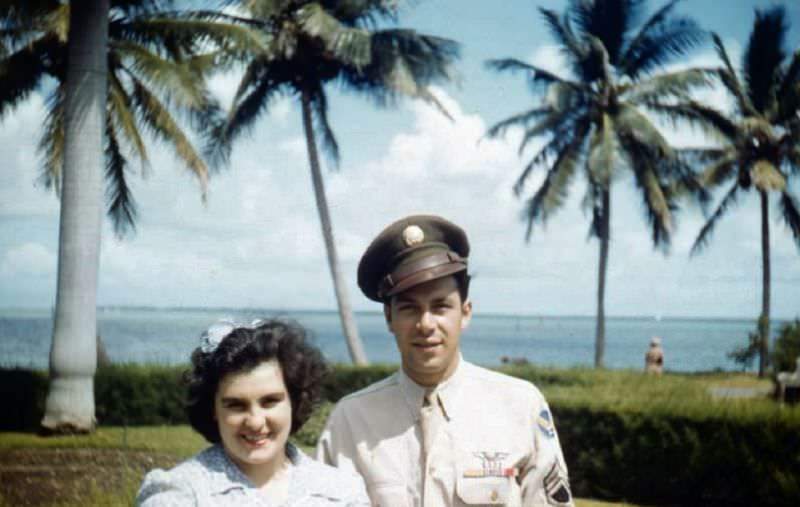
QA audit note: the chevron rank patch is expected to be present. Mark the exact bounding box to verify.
[543,460,572,506]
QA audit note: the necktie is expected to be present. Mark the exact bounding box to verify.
[420,390,445,457]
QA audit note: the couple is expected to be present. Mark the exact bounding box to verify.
[137,215,573,506]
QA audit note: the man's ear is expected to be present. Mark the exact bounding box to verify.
[460,299,473,330]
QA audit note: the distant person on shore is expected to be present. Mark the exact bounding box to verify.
[645,336,665,375]
[317,215,574,506]
[136,318,369,506]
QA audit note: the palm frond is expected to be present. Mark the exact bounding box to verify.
[518,108,580,156]
[623,135,675,247]
[0,34,58,118]
[309,87,340,167]
[625,68,714,104]
[691,182,739,255]
[36,87,65,193]
[362,29,459,97]
[521,121,590,240]
[616,102,673,160]
[744,6,786,115]
[570,0,641,65]
[485,107,549,139]
[237,0,293,21]
[779,191,800,246]
[115,12,269,61]
[297,2,371,70]
[646,100,737,142]
[104,118,137,237]
[232,58,268,108]
[537,7,584,64]
[210,72,281,165]
[113,39,208,109]
[111,0,176,16]
[619,0,704,78]
[785,144,800,174]
[485,58,581,91]
[130,75,209,194]
[108,70,149,170]
[776,50,800,124]
[712,33,755,116]
[697,151,738,187]
[513,133,575,196]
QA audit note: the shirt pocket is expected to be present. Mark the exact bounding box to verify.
[455,475,512,505]
[367,482,410,507]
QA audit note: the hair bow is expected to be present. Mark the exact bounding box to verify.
[199,318,266,354]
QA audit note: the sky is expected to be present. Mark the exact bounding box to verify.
[1,0,799,319]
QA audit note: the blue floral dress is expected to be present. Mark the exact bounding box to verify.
[136,443,370,506]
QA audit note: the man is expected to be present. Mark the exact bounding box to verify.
[316,215,573,506]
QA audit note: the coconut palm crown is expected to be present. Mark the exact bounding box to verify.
[672,6,800,376]
[0,0,262,236]
[209,0,460,365]
[486,0,707,368]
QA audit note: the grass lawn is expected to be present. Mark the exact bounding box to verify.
[0,425,647,507]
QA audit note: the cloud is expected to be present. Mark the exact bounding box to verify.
[1,242,56,276]
[0,92,61,218]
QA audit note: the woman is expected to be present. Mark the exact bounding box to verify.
[137,318,370,506]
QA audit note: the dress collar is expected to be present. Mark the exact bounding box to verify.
[203,443,302,495]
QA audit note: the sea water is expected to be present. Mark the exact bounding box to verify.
[0,307,786,372]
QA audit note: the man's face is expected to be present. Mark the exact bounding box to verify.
[384,275,472,386]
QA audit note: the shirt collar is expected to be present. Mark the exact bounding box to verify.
[398,353,465,421]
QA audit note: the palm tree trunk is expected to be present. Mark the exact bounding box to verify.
[595,188,611,369]
[758,189,771,378]
[41,0,109,433]
[300,90,368,365]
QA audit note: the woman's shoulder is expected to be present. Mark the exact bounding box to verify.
[291,445,370,503]
[136,446,242,506]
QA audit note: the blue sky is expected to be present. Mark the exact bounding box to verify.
[1,0,799,319]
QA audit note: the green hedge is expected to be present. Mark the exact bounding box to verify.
[3,364,799,506]
[556,406,799,507]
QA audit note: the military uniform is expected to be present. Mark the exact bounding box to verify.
[316,215,573,506]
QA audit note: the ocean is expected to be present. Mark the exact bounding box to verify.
[0,307,786,372]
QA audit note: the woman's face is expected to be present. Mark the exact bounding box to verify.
[214,360,292,477]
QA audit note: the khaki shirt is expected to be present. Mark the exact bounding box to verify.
[316,360,573,507]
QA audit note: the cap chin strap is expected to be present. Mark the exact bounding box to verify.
[378,251,467,300]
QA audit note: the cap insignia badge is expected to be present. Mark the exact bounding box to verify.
[402,225,425,247]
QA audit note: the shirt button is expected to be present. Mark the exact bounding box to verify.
[490,489,499,502]
[429,466,436,475]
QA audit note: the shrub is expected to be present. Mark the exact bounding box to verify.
[0,368,48,431]
[94,364,186,426]
[772,319,800,373]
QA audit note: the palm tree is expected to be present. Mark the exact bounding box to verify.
[671,7,800,377]
[210,0,459,365]
[0,0,259,431]
[1,1,264,235]
[40,0,109,433]
[486,0,706,368]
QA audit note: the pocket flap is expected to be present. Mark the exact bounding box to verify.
[456,476,510,505]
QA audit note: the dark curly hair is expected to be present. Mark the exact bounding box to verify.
[185,318,328,443]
